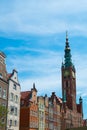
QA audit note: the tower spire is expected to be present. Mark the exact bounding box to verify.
[64,32,73,68]
[65,31,69,49]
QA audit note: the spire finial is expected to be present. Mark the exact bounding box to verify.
[66,30,68,39]
[65,31,69,48]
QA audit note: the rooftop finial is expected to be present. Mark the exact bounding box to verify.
[32,83,37,92]
[33,83,35,89]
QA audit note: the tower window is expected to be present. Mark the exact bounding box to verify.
[66,81,68,87]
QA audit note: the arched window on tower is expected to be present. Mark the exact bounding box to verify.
[66,81,68,87]
[66,81,70,94]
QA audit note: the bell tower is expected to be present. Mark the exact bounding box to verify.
[62,32,76,110]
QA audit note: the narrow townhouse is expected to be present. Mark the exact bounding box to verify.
[38,96,45,130]
[49,92,62,130]
[7,69,21,130]
[20,83,38,130]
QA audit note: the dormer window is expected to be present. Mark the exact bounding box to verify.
[14,77,16,79]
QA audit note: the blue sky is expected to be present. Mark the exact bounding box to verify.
[0,0,87,119]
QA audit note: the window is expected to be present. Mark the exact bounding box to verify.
[14,107,17,116]
[10,106,14,115]
[10,93,14,101]
[0,86,2,97]
[2,118,5,124]
[9,120,12,126]
[13,84,17,90]
[66,81,68,87]
[3,89,6,99]
[15,95,18,103]
[14,120,17,126]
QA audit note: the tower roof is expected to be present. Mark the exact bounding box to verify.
[63,32,73,68]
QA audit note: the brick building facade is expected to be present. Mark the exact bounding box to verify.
[38,93,61,130]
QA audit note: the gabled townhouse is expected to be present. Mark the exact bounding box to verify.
[37,92,62,130]
[49,92,61,130]
[20,83,38,130]
[7,69,21,130]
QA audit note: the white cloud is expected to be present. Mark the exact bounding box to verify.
[6,47,62,72]
[1,0,87,36]
[6,47,62,96]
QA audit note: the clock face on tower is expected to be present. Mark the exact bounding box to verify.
[72,71,75,78]
[64,70,70,77]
